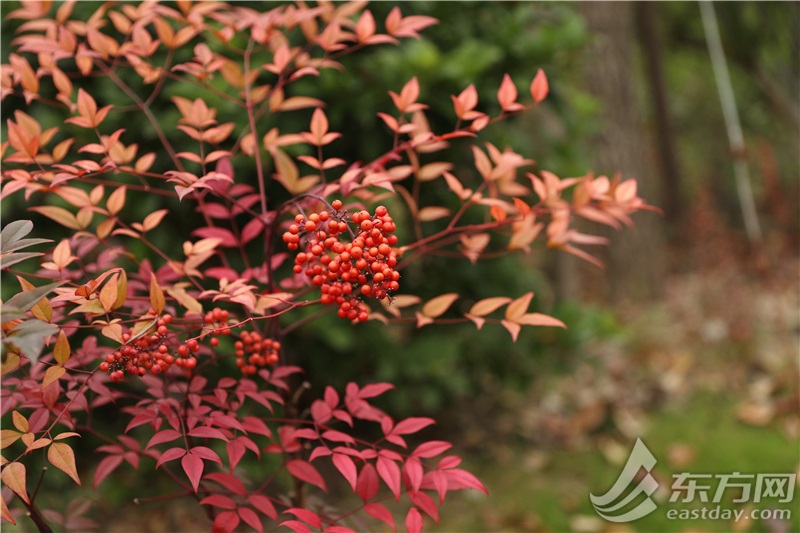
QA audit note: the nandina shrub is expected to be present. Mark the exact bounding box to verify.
[0,2,654,531]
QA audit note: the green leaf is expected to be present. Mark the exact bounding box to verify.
[0,220,33,252]
[3,281,65,321]
[0,252,44,270]
[1,238,52,254]
[5,320,59,363]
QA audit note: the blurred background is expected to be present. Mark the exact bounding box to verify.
[2,2,798,532]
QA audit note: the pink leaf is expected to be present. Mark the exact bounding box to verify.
[405,508,423,533]
[321,430,355,444]
[205,472,246,495]
[241,217,264,244]
[155,447,186,469]
[364,502,395,530]
[431,471,448,504]
[442,468,488,495]
[310,400,332,424]
[377,457,401,500]
[190,446,222,464]
[404,457,423,493]
[410,491,438,523]
[238,507,263,533]
[181,453,203,492]
[284,508,322,528]
[392,417,435,436]
[93,455,123,490]
[212,511,240,533]
[324,386,339,407]
[145,429,182,449]
[357,463,379,502]
[188,426,228,440]
[191,226,237,247]
[309,447,333,462]
[358,383,394,398]
[286,460,327,491]
[280,520,311,533]
[412,441,452,459]
[248,494,278,520]
[530,68,549,104]
[199,494,235,510]
[438,456,462,470]
[332,453,357,491]
[226,439,245,471]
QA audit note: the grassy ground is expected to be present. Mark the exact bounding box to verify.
[433,392,798,533]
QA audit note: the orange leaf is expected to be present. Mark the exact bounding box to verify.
[113,270,127,309]
[53,329,70,365]
[469,297,512,317]
[530,69,548,104]
[513,197,531,217]
[421,293,459,318]
[1,462,29,504]
[142,209,168,232]
[500,319,522,342]
[1,492,15,525]
[489,205,507,223]
[47,442,81,485]
[12,411,28,433]
[497,73,519,110]
[515,313,566,328]
[417,207,450,222]
[41,365,65,391]
[505,292,534,321]
[99,273,118,312]
[1,429,22,449]
[29,206,80,230]
[106,186,126,216]
[101,323,124,344]
[149,273,165,315]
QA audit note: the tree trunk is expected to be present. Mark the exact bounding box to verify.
[580,1,665,302]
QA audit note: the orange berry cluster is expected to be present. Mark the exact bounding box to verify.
[235,331,280,375]
[99,313,198,381]
[282,201,400,322]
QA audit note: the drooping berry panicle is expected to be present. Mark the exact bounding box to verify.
[283,201,401,322]
[98,313,199,381]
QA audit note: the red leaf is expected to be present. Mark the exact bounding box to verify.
[226,439,245,471]
[212,511,240,533]
[412,441,452,459]
[357,463,379,502]
[409,491,438,523]
[248,494,277,520]
[181,452,204,492]
[405,508,423,533]
[442,468,488,495]
[205,472,246,495]
[377,457,401,500]
[145,429,182,449]
[280,520,311,533]
[240,217,264,244]
[321,430,355,444]
[309,446,333,462]
[190,446,222,464]
[431,471,448,504]
[438,456,461,470]
[188,426,229,440]
[94,455,123,490]
[286,460,326,491]
[358,382,394,398]
[332,453,357,491]
[238,507,263,533]
[199,494,236,510]
[530,68,549,104]
[392,417,435,436]
[324,386,339,407]
[284,508,322,528]
[364,503,395,530]
[404,457,423,493]
[241,417,272,437]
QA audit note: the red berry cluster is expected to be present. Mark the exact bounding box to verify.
[234,331,280,375]
[203,307,231,348]
[99,314,198,381]
[282,201,400,322]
